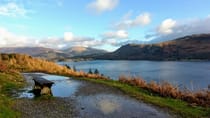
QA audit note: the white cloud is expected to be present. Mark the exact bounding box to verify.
[80,40,102,47]
[38,32,104,48]
[0,27,104,49]
[103,30,128,39]
[157,19,176,35]
[0,2,27,17]
[64,32,74,41]
[87,0,119,14]
[0,27,127,50]
[133,13,151,26]
[148,16,210,43]
[104,38,117,45]
[115,12,151,29]
[0,27,32,47]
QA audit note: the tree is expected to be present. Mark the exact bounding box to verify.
[88,68,93,74]
[73,65,77,72]
[65,64,71,69]
[94,69,99,74]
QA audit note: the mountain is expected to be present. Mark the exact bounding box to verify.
[0,46,107,61]
[62,46,107,57]
[94,34,210,60]
[0,47,66,61]
[0,47,56,56]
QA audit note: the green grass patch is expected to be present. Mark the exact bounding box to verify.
[0,72,24,118]
[0,73,24,94]
[77,78,210,118]
[0,95,20,118]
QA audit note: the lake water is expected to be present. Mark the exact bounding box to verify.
[59,60,210,90]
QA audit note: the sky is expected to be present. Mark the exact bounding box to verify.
[0,0,210,51]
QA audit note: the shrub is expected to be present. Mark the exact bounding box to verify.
[0,62,8,72]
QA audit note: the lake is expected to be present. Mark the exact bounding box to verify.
[59,60,210,90]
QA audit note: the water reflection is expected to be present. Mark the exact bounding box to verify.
[18,73,81,98]
[97,99,120,114]
[51,80,80,97]
[76,94,172,118]
[18,74,35,98]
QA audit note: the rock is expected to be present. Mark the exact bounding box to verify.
[41,86,52,95]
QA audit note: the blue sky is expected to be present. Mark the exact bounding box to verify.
[0,0,210,51]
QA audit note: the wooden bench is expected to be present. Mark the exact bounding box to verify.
[33,77,54,95]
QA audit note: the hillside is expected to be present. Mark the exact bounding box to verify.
[63,46,107,56]
[0,46,107,61]
[94,34,210,60]
[0,47,57,56]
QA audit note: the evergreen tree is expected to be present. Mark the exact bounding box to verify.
[73,65,76,71]
[94,69,99,74]
[65,64,71,69]
[88,68,93,74]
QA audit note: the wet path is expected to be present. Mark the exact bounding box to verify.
[14,73,176,118]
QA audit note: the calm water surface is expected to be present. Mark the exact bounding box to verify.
[19,73,81,98]
[60,60,210,90]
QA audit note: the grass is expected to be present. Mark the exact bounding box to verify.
[118,75,210,107]
[0,72,24,118]
[0,95,20,118]
[76,77,210,118]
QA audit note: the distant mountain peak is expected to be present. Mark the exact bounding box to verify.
[0,46,108,61]
[69,46,88,52]
[63,46,107,57]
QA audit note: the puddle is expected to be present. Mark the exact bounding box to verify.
[17,74,35,98]
[73,81,175,118]
[43,75,80,97]
[18,73,81,98]
[76,94,173,118]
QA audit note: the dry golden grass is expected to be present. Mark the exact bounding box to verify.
[0,53,109,81]
[119,75,210,107]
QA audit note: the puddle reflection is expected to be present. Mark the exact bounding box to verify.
[18,73,81,98]
[97,98,120,114]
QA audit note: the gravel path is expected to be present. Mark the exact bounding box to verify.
[13,73,177,118]
[14,98,78,118]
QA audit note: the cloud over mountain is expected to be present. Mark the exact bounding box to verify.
[102,30,128,39]
[157,19,176,35]
[0,27,32,47]
[147,16,210,43]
